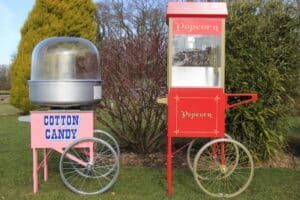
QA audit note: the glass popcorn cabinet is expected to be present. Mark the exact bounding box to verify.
[170,14,225,88]
[164,2,258,198]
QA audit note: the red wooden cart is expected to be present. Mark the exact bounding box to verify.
[161,2,259,198]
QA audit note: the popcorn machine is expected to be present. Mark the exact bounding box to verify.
[162,2,258,198]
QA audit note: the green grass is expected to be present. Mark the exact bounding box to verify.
[0,115,300,200]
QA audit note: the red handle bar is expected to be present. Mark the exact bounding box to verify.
[225,93,258,109]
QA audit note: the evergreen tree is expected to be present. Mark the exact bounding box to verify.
[225,0,299,161]
[10,0,97,113]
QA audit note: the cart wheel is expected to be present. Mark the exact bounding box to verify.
[187,134,233,172]
[59,137,119,195]
[94,129,120,158]
[193,138,254,198]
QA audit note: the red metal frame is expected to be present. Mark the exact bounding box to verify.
[226,93,258,109]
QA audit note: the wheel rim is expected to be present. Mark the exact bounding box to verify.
[187,134,234,173]
[60,137,119,195]
[187,139,196,172]
[94,129,120,158]
[193,138,254,198]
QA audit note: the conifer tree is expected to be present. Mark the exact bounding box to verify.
[10,0,97,113]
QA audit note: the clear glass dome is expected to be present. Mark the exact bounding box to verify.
[31,37,100,81]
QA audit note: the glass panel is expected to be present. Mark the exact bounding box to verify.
[31,37,100,81]
[172,34,221,87]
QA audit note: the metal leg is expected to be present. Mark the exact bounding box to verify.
[212,142,216,159]
[90,142,95,164]
[33,148,38,193]
[43,149,48,181]
[167,136,172,195]
[220,142,225,165]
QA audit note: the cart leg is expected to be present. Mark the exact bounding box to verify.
[212,142,216,159]
[220,142,225,165]
[43,149,48,181]
[167,136,172,195]
[33,148,38,193]
[90,142,95,164]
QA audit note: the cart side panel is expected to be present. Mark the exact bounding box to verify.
[168,88,225,138]
[31,111,94,149]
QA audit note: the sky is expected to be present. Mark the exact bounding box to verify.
[0,0,103,66]
[0,0,35,66]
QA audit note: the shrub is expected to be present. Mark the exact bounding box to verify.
[225,0,300,161]
[10,0,97,113]
[96,35,167,153]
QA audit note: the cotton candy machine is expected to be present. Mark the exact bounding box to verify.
[28,37,101,107]
[27,37,120,195]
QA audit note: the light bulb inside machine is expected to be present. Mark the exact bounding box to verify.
[186,36,195,49]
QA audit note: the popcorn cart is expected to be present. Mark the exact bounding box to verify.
[28,37,120,195]
[162,2,258,198]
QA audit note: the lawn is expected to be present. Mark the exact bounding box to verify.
[0,108,300,200]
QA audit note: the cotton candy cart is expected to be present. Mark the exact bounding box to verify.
[28,37,120,194]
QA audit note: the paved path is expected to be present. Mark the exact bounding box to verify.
[0,104,20,115]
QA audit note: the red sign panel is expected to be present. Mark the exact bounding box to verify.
[172,18,222,35]
[168,88,225,138]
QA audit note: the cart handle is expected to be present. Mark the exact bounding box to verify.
[226,93,258,109]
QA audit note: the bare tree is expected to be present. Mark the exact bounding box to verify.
[95,0,168,153]
[169,0,225,2]
[0,65,10,90]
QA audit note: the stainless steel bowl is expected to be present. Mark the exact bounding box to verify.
[29,80,101,107]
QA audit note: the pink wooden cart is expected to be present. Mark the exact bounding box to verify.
[27,37,120,195]
[30,110,120,195]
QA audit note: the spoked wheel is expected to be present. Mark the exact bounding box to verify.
[94,129,120,158]
[187,134,234,172]
[193,138,254,198]
[59,137,120,195]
